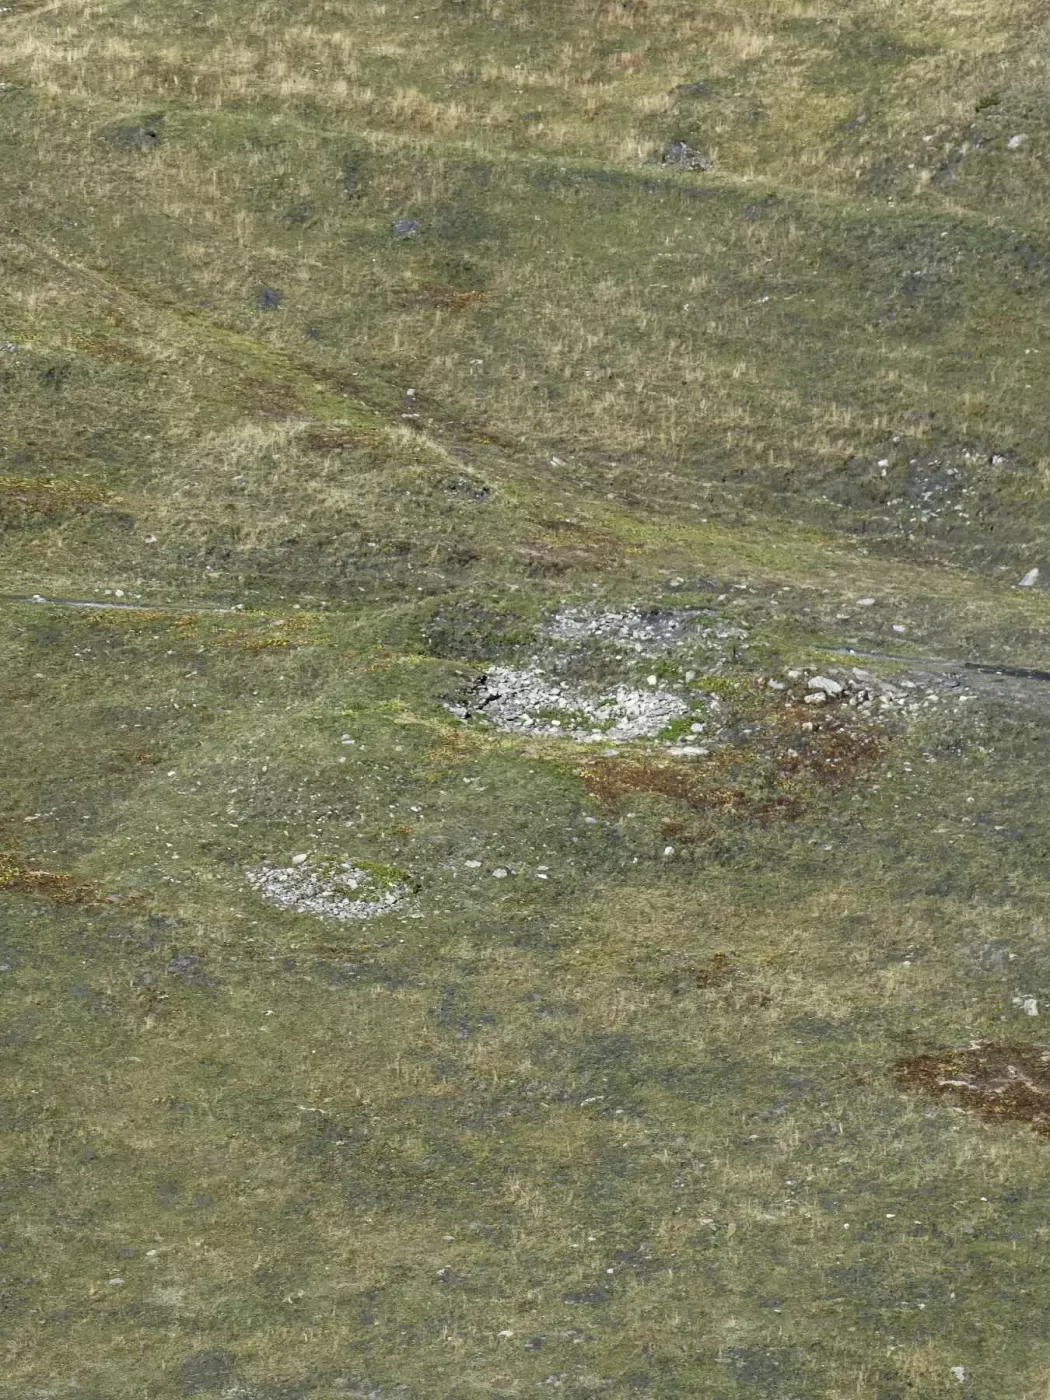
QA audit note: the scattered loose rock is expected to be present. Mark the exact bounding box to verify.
[392,218,420,238]
[543,604,745,658]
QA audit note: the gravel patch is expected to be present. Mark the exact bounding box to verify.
[454,665,690,742]
[542,604,745,657]
[247,858,409,920]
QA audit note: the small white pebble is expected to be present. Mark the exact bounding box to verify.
[492,867,509,878]
[464,860,482,868]
[663,845,675,857]
[950,1366,967,1382]
[108,1277,124,1287]
[892,624,907,634]
[291,853,309,865]
[1007,134,1026,149]
[856,597,876,607]
[647,674,658,686]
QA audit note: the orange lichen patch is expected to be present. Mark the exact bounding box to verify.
[895,1045,1050,1137]
[0,855,97,905]
[398,283,486,311]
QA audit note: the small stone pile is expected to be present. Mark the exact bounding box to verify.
[247,857,408,920]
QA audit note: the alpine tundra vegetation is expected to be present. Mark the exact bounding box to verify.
[5,0,1050,1396]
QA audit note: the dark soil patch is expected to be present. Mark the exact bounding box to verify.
[896,1044,1050,1136]
[102,115,163,150]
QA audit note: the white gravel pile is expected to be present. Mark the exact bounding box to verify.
[460,665,690,741]
[247,857,408,920]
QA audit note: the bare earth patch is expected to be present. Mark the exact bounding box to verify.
[896,1044,1050,1137]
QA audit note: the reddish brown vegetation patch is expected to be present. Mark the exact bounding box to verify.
[581,754,800,821]
[303,428,364,453]
[579,712,883,828]
[693,952,735,988]
[896,1044,1050,1136]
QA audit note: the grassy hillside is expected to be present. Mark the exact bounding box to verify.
[4,2,1050,1397]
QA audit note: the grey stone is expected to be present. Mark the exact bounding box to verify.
[807,675,844,696]
[661,141,712,172]
[392,218,419,238]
